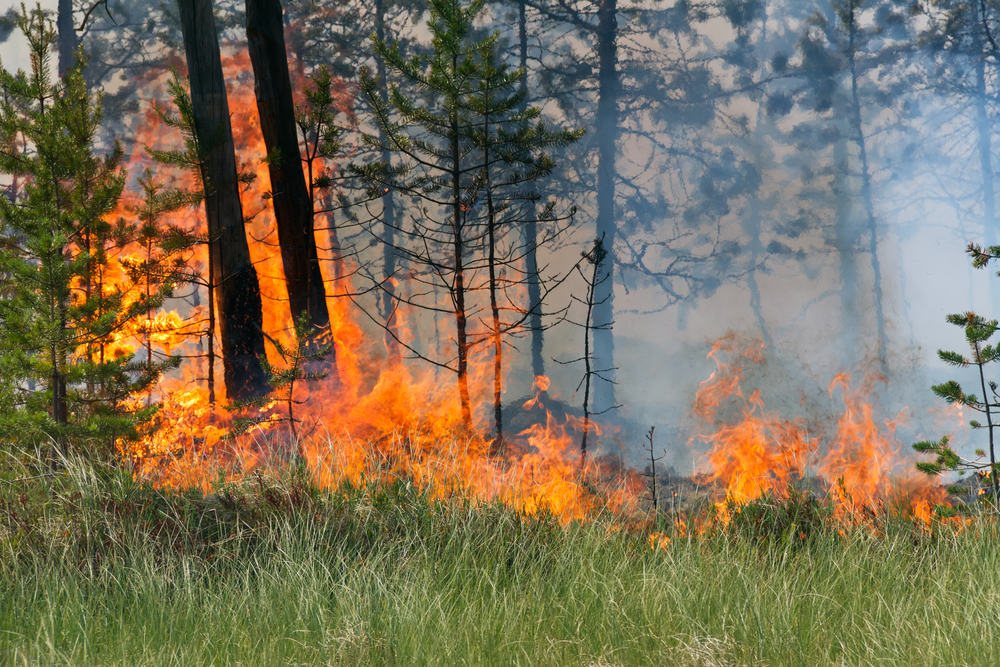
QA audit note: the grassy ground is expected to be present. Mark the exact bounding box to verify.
[2,455,999,666]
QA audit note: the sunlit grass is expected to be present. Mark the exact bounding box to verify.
[1,451,998,666]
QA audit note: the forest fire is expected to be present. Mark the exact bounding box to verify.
[115,51,953,521]
[691,334,950,526]
[0,2,960,532]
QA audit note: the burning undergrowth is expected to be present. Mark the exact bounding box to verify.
[94,49,964,534]
[687,333,955,528]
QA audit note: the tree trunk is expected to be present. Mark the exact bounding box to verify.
[451,52,472,429]
[833,112,861,368]
[375,0,401,361]
[591,0,618,414]
[975,9,997,312]
[245,0,335,364]
[57,0,76,77]
[177,0,268,400]
[743,9,772,347]
[519,0,545,378]
[846,11,887,370]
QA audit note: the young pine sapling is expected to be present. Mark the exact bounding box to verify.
[229,313,333,458]
[913,311,1000,510]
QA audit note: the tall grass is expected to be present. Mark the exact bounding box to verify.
[2,453,999,666]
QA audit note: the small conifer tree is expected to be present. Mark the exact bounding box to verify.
[353,0,581,434]
[0,7,176,458]
[913,311,1000,510]
[229,313,332,457]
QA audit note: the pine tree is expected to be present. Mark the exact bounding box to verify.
[354,0,580,433]
[913,310,1000,510]
[0,7,176,457]
[119,169,199,403]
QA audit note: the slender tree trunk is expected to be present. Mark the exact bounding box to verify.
[581,269,596,469]
[451,53,472,429]
[375,0,401,361]
[57,0,76,77]
[518,0,544,377]
[591,0,618,414]
[245,0,335,366]
[51,294,68,460]
[833,108,860,368]
[975,18,998,312]
[743,12,772,346]
[207,275,216,404]
[485,136,503,450]
[847,13,887,370]
[177,0,268,400]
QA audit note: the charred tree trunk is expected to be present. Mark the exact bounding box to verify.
[519,0,544,378]
[245,0,335,365]
[591,0,618,414]
[57,0,76,77]
[177,0,268,400]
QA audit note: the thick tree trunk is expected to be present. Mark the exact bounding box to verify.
[519,0,544,378]
[57,0,76,77]
[245,0,335,363]
[176,0,268,400]
[591,0,618,414]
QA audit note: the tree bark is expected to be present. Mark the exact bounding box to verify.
[975,4,998,312]
[846,8,887,370]
[451,52,472,430]
[591,0,618,414]
[245,0,335,362]
[176,0,269,400]
[519,0,545,378]
[57,0,76,77]
[375,0,401,361]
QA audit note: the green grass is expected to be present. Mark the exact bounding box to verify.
[2,454,1000,666]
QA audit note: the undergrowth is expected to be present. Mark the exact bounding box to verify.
[2,450,998,666]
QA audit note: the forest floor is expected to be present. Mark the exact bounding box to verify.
[1,451,998,667]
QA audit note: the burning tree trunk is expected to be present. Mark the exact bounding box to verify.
[245,0,335,364]
[176,0,268,399]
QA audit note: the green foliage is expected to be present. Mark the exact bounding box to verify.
[296,65,343,194]
[913,308,1000,508]
[714,487,829,547]
[0,7,176,457]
